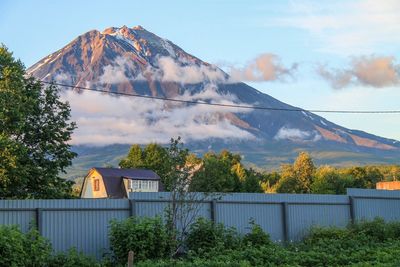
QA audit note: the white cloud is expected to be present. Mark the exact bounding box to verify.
[317,55,400,89]
[61,85,254,146]
[271,0,400,54]
[154,56,226,84]
[98,56,144,84]
[96,56,226,85]
[226,54,297,82]
[54,72,72,83]
[97,55,297,86]
[274,126,321,142]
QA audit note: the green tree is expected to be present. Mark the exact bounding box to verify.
[311,166,355,194]
[344,166,384,189]
[260,171,281,193]
[119,144,144,168]
[275,173,304,193]
[0,46,76,198]
[241,169,263,193]
[143,143,171,184]
[275,153,315,194]
[389,166,400,181]
[190,153,237,192]
[293,152,315,193]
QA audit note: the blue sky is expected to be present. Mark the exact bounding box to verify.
[1,0,400,140]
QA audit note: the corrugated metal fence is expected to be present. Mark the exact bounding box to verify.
[0,189,399,258]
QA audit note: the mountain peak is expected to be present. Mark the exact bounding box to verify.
[132,25,145,30]
[101,25,146,35]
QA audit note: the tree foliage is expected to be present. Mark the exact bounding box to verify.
[0,46,76,198]
[119,137,396,195]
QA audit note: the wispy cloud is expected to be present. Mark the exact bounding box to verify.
[271,0,400,54]
[317,55,400,89]
[225,53,298,82]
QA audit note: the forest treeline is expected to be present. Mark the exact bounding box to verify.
[119,142,400,195]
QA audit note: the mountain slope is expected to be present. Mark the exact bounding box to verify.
[27,25,400,175]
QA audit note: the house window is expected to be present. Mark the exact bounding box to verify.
[94,179,100,191]
[129,180,159,192]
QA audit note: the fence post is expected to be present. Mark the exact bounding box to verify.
[349,196,355,224]
[35,208,43,234]
[281,202,289,243]
[129,199,136,217]
[210,200,217,223]
[128,250,134,267]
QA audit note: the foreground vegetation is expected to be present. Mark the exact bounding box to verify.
[3,218,400,266]
[112,217,400,267]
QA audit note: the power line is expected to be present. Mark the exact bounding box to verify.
[41,81,400,114]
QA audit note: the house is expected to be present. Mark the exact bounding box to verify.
[80,167,163,198]
[376,181,400,190]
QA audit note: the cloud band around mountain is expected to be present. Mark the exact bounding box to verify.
[96,54,298,85]
[61,84,255,146]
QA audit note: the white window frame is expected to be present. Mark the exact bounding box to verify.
[129,179,159,192]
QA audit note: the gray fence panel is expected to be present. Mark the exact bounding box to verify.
[348,188,400,222]
[216,202,284,241]
[287,203,350,241]
[0,210,35,232]
[133,199,212,230]
[347,188,400,198]
[353,198,400,222]
[134,201,169,218]
[0,199,130,259]
[42,209,129,258]
[217,192,349,203]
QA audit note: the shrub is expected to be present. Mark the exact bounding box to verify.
[242,220,272,247]
[24,227,53,266]
[48,248,100,267]
[185,217,240,256]
[347,218,400,244]
[109,216,171,264]
[0,225,27,267]
[350,217,389,242]
[136,258,252,267]
[0,225,51,267]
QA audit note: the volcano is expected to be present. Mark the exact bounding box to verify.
[27,25,400,175]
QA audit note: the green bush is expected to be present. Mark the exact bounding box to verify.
[109,216,171,264]
[242,220,272,247]
[24,227,53,266]
[0,225,28,267]
[135,258,252,267]
[0,225,51,267]
[48,248,100,267]
[185,217,240,256]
